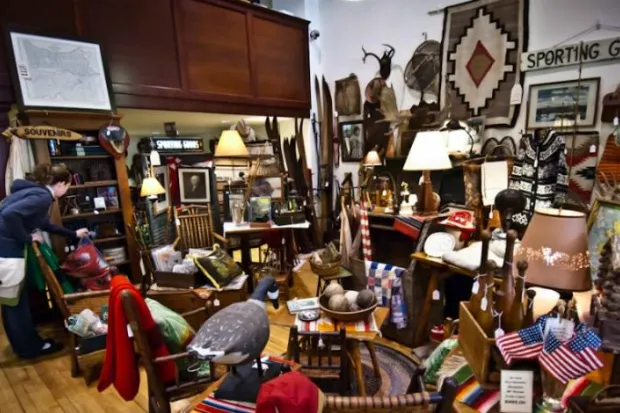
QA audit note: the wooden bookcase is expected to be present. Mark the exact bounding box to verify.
[23,110,140,282]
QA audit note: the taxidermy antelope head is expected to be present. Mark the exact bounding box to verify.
[595,172,620,201]
[362,44,395,80]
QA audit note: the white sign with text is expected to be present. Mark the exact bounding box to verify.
[500,370,533,413]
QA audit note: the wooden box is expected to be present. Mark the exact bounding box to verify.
[458,301,497,387]
[154,270,207,289]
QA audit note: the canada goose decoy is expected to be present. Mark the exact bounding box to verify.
[187,277,280,373]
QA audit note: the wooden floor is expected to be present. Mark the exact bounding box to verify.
[0,258,416,413]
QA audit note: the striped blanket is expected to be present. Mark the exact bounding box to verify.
[195,397,256,413]
[452,364,500,413]
[365,261,407,329]
[294,313,379,334]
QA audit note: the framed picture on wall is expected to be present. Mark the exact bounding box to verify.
[5,29,114,112]
[179,167,211,203]
[587,198,620,280]
[339,121,365,162]
[251,175,284,201]
[153,166,170,214]
[526,78,600,129]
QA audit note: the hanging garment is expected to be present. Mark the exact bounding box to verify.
[509,130,568,226]
[5,136,35,195]
[365,261,407,329]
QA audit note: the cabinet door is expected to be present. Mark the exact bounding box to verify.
[75,0,182,94]
[0,0,77,105]
[251,15,310,105]
[178,0,252,98]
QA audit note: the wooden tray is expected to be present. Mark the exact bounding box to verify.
[458,301,499,387]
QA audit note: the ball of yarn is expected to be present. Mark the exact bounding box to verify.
[344,291,359,308]
[328,294,350,312]
[323,283,344,299]
[357,289,377,309]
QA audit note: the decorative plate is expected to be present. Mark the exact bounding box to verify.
[424,232,456,258]
[298,310,320,321]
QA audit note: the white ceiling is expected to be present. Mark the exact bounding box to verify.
[118,108,297,137]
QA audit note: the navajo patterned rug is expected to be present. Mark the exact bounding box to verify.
[565,132,599,207]
[441,0,529,127]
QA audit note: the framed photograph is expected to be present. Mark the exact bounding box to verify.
[179,168,211,204]
[153,166,170,214]
[96,186,119,208]
[526,78,600,129]
[339,121,365,162]
[5,29,114,112]
[587,198,620,280]
[251,175,284,201]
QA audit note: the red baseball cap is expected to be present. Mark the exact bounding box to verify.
[255,372,325,413]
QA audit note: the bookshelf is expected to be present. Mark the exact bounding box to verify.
[25,110,140,282]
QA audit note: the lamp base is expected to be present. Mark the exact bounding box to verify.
[416,170,438,214]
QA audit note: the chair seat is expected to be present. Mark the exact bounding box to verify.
[301,368,342,380]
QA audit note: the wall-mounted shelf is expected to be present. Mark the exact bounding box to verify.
[68,180,118,190]
[51,155,111,161]
[61,208,122,221]
[93,235,127,245]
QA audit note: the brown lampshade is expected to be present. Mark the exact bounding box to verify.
[362,150,382,166]
[214,130,249,158]
[515,208,591,292]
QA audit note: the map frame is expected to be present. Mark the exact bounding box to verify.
[5,28,115,113]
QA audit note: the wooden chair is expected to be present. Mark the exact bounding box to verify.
[174,204,228,251]
[288,325,350,395]
[121,290,217,413]
[32,242,110,378]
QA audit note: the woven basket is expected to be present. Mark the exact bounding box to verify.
[310,260,341,278]
[319,293,378,322]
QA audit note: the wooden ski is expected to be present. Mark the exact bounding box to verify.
[294,118,321,249]
[321,76,336,242]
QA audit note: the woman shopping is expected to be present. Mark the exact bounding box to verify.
[0,163,88,358]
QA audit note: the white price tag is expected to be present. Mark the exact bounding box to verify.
[214,299,221,307]
[480,297,488,311]
[471,281,479,294]
[432,290,440,301]
[500,370,533,412]
[543,317,575,342]
[176,218,181,226]
[614,116,619,126]
[127,324,133,338]
[495,328,505,339]
[589,144,596,153]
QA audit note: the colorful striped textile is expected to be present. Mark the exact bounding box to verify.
[294,313,379,334]
[452,364,500,413]
[359,201,372,261]
[393,215,434,240]
[195,397,256,413]
[561,377,603,408]
[365,261,407,329]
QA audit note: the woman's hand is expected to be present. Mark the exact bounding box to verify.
[31,233,44,243]
[75,228,90,238]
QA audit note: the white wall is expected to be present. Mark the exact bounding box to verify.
[316,0,620,185]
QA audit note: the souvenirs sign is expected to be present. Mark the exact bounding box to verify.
[521,36,620,71]
[5,125,82,141]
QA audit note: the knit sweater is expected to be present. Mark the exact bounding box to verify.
[509,130,568,226]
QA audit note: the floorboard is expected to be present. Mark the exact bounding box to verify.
[0,254,413,412]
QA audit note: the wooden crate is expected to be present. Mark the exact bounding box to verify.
[458,301,497,387]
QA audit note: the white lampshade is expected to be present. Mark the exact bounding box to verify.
[403,131,452,171]
[140,177,166,198]
[362,150,382,166]
[528,287,560,321]
[214,130,249,158]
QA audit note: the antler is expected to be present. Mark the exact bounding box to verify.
[362,46,381,64]
[382,44,396,57]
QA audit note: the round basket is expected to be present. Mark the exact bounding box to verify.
[309,260,341,278]
[319,293,378,322]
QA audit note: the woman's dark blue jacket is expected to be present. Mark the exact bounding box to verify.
[0,179,74,258]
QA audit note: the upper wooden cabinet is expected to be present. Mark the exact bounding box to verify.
[0,0,310,117]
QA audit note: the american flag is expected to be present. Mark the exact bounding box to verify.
[567,329,603,371]
[539,333,588,383]
[496,323,544,365]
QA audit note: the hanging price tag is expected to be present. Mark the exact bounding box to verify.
[214,299,221,307]
[614,116,619,126]
[480,297,488,311]
[589,144,596,153]
[495,328,505,339]
[471,280,480,294]
[432,290,440,301]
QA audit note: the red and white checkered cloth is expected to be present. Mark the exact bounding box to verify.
[360,201,372,261]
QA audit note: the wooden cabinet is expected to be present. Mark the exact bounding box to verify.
[0,0,310,116]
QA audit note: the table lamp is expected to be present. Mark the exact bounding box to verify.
[140,176,166,199]
[214,130,250,158]
[362,149,382,167]
[403,130,452,214]
[515,208,591,292]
